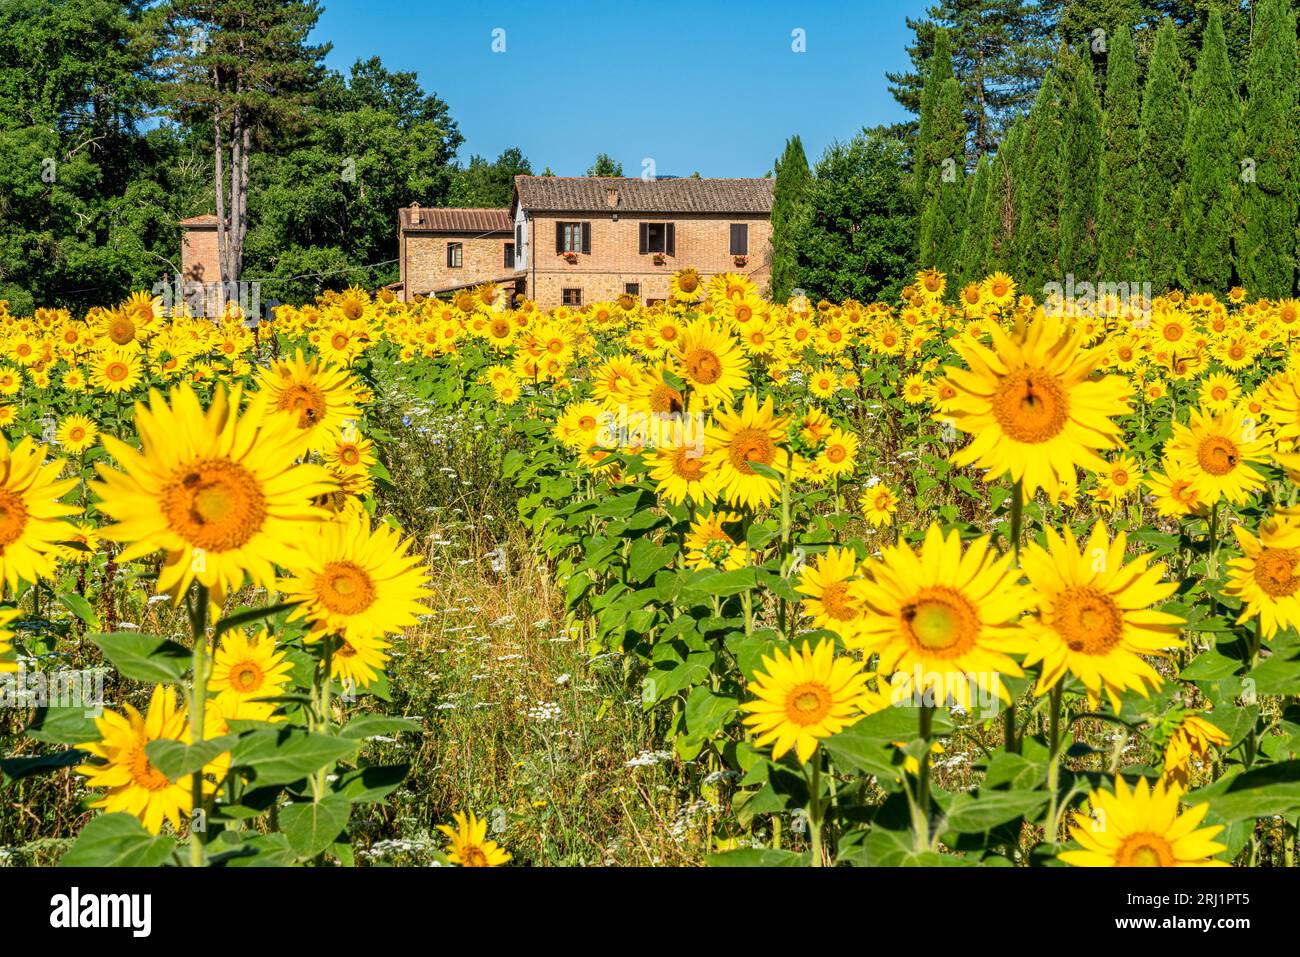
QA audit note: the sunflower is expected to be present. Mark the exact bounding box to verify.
[670,268,705,302]
[0,436,80,593]
[0,606,19,673]
[671,319,749,409]
[942,312,1132,501]
[808,366,839,399]
[278,512,431,644]
[981,272,1017,308]
[1020,522,1184,709]
[1145,462,1206,517]
[850,524,1032,708]
[796,546,867,640]
[437,810,512,867]
[1162,714,1230,791]
[90,349,143,394]
[1059,776,1227,867]
[252,350,362,454]
[1224,517,1300,639]
[322,431,376,476]
[684,510,750,570]
[740,639,884,763]
[1198,372,1240,413]
[330,633,391,688]
[76,684,225,835]
[94,384,335,609]
[1163,406,1270,506]
[55,414,99,454]
[54,522,102,565]
[901,374,929,405]
[649,441,720,506]
[1091,453,1143,510]
[209,628,293,712]
[860,484,899,527]
[816,427,858,478]
[706,392,790,510]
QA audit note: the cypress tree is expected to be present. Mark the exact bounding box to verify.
[1239,0,1299,299]
[1059,48,1102,282]
[1137,20,1188,292]
[960,155,991,284]
[914,29,954,212]
[1177,8,1240,292]
[770,135,812,301]
[1020,68,1063,292]
[1096,24,1141,279]
[983,120,1024,276]
[918,75,967,276]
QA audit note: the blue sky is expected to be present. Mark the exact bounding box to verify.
[315,0,927,177]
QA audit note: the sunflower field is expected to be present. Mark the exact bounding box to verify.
[3,271,1300,868]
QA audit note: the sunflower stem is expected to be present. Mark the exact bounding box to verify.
[915,704,934,852]
[806,758,825,867]
[1207,501,1221,581]
[188,584,210,868]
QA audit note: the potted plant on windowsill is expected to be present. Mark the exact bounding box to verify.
[652,252,666,266]
[733,255,748,267]
[562,251,579,264]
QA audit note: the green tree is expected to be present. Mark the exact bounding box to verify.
[913,28,954,210]
[1238,0,1298,298]
[978,121,1023,275]
[447,148,533,208]
[586,153,622,176]
[1176,8,1239,291]
[793,131,915,303]
[1096,24,1141,277]
[150,0,331,284]
[1136,19,1187,291]
[770,135,812,302]
[960,154,992,284]
[918,75,968,276]
[1059,47,1102,279]
[1018,68,1063,291]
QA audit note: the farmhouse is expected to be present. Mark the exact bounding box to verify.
[398,175,774,308]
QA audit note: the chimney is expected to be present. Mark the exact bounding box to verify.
[409,202,423,226]
[606,186,619,208]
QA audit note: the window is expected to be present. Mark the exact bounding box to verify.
[556,222,590,254]
[516,223,523,249]
[504,243,515,268]
[639,222,676,255]
[562,288,583,307]
[730,223,749,256]
[446,242,462,268]
[624,283,640,299]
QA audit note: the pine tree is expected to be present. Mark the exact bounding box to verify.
[918,75,968,276]
[770,135,812,302]
[914,29,954,212]
[1019,69,1063,292]
[960,155,992,284]
[1239,0,1299,299]
[1176,8,1239,291]
[1096,24,1141,278]
[1059,48,1102,281]
[1136,19,1187,292]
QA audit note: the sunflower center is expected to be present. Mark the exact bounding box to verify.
[825,444,847,464]
[900,588,978,656]
[702,538,733,565]
[992,369,1069,444]
[0,488,30,548]
[783,681,833,726]
[316,561,377,616]
[671,447,704,480]
[1116,832,1176,867]
[230,661,265,693]
[818,581,857,622]
[677,272,699,293]
[684,348,723,385]
[490,319,510,338]
[1053,585,1123,654]
[128,745,173,792]
[650,383,684,414]
[339,445,360,466]
[161,459,267,552]
[1196,436,1239,476]
[1254,548,1300,598]
[727,428,775,474]
[462,845,490,867]
[276,383,327,428]
[108,317,135,345]
[105,361,129,382]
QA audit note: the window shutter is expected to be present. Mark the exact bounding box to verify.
[731,224,748,256]
[556,223,565,254]
[639,223,648,255]
[666,223,675,257]
[581,222,591,254]
[447,243,453,267]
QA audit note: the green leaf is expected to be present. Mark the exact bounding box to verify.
[335,763,409,804]
[943,790,1049,833]
[683,686,738,739]
[144,735,239,782]
[58,593,99,630]
[214,833,298,867]
[0,749,87,786]
[338,715,422,740]
[59,813,175,867]
[706,847,808,866]
[91,632,191,684]
[230,729,359,786]
[822,721,900,780]
[26,706,100,745]
[627,538,677,583]
[1195,761,1300,821]
[213,602,300,642]
[279,793,353,859]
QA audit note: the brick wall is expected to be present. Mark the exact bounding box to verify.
[402,231,514,300]
[181,225,219,284]
[523,212,771,309]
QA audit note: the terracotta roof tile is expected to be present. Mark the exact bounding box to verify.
[513,176,774,214]
[399,207,512,233]
[180,214,219,227]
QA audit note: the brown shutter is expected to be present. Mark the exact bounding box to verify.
[639,223,648,255]
[581,221,591,254]
[556,222,565,254]
[730,223,748,256]
[666,222,675,257]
